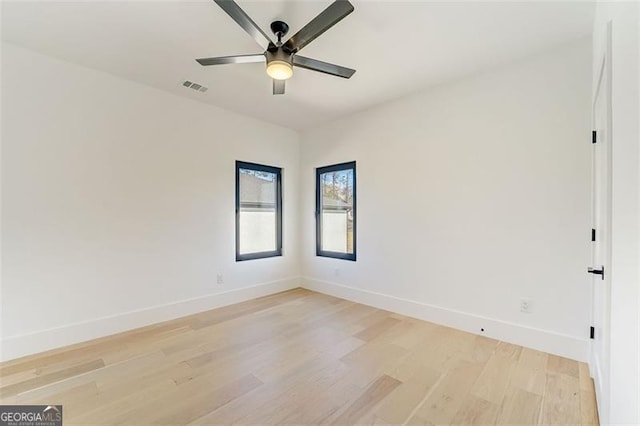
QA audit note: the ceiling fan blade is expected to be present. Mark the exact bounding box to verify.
[196,54,265,66]
[283,0,354,54]
[214,0,274,50]
[293,55,355,79]
[273,79,285,95]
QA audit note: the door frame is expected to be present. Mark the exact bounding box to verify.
[590,20,613,424]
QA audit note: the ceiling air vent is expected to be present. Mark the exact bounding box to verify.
[182,80,208,93]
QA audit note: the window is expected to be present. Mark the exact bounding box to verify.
[316,161,356,261]
[236,161,282,261]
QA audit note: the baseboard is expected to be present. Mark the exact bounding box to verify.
[0,277,301,362]
[303,278,589,362]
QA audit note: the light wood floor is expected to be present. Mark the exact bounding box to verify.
[0,288,598,425]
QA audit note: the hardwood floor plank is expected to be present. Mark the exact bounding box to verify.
[354,316,402,342]
[385,348,442,386]
[451,394,499,424]
[462,335,499,364]
[541,372,582,424]
[339,341,409,389]
[509,347,548,396]
[16,381,98,412]
[274,377,362,425]
[252,332,362,384]
[581,389,599,425]
[62,362,192,421]
[7,351,167,403]
[0,359,105,398]
[192,358,349,424]
[547,354,580,378]
[496,387,542,424]
[470,341,521,404]
[239,363,355,424]
[151,374,263,425]
[409,359,485,425]
[374,380,437,424]
[388,320,439,351]
[579,363,599,425]
[579,362,592,391]
[330,374,402,425]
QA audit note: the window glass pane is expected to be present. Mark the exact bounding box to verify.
[319,167,355,255]
[238,167,278,256]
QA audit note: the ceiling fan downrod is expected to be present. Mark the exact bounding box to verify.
[270,21,289,45]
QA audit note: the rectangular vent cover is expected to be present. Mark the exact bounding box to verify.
[182,80,208,93]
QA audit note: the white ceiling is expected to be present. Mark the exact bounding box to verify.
[2,0,594,130]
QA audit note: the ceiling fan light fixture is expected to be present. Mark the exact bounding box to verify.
[266,60,293,80]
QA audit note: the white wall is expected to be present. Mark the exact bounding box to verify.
[0,43,301,361]
[592,2,640,424]
[301,39,593,361]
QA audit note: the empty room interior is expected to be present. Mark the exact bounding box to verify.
[1,0,639,424]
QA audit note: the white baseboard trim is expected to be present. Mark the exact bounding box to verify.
[303,278,589,362]
[1,277,301,362]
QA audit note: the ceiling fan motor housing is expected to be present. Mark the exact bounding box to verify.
[266,47,293,66]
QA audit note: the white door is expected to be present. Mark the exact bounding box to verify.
[590,22,612,423]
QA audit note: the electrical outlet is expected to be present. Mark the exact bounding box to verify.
[520,298,532,313]
[216,274,224,285]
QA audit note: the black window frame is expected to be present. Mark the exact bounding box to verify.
[316,161,357,261]
[236,160,283,262]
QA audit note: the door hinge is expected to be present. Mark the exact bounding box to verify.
[591,228,596,242]
[588,266,605,280]
[590,326,595,339]
[592,130,597,144]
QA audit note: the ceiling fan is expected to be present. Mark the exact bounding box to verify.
[196,0,356,95]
